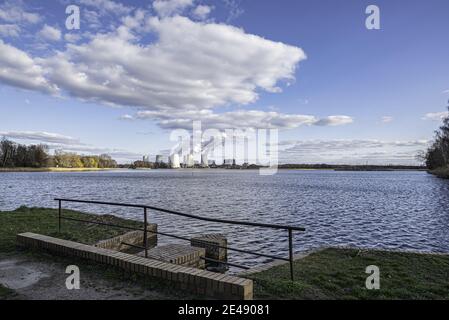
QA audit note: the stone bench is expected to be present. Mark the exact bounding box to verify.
[137,244,205,269]
[16,232,253,300]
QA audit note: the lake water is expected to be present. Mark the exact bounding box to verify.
[1,170,449,270]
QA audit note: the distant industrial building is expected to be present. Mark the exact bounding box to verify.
[208,160,217,168]
[201,154,209,168]
[184,154,195,168]
[155,155,164,164]
[169,154,181,168]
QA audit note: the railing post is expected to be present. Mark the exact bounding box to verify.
[144,207,148,258]
[58,200,61,233]
[288,228,294,281]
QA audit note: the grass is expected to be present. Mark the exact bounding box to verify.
[249,248,449,300]
[429,168,449,179]
[0,284,18,300]
[0,167,117,173]
[0,206,143,254]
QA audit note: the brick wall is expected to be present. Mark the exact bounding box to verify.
[17,232,253,300]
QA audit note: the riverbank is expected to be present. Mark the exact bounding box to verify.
[248,247,449,299]
[0,167,117,173]
[2,207,449,300]
[429,168,449,179]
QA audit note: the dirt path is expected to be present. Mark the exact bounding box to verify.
[0,253,178,300]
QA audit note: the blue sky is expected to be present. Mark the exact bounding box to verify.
[0,0,448,164]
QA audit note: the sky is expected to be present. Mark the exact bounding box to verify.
[0,0,448,164]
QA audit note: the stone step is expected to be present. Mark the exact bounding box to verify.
[137,244,205,269]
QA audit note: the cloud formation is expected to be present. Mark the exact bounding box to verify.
[40,16,305,110]
[0,1,40,24]
[381,116,393,123]
[0,24,20,37]
[313,115,354,126]
[153,0,194,17]
[193,5,213,20]
[0,4,355,134]
[422,111,449,121]
[0,40,57,94]
[276,139,429,165]
[0,131,81,145]
[38,25,62,41]
[78,0,133,16]
[135,109,353,130]
[0,13,315,130]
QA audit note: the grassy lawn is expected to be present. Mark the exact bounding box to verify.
[0,206,143,254]
[250,248,449,300]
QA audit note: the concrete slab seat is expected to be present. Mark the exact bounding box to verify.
[16,232,253,300]
[137,244,205,269]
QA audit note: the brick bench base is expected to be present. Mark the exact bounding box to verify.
[16,232,253,300]
[137,244,205,269]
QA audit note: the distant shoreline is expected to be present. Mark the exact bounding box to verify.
[0,166,427,173]
[0,167,118,173]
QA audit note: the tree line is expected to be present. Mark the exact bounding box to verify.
[425,104,449,170]
[0,138,117,168]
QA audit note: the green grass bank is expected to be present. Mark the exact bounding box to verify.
[249,248,449,300]
[429,168,449,179]
[1,207,449,300]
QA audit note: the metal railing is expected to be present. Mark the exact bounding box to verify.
[55,198,305,281]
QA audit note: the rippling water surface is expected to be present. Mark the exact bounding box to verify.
[1,170,449,270]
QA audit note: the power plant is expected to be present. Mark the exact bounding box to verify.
[169,154,181,169]
[201,153,209,168]
[155,155,164,164]
[184,154,195,168]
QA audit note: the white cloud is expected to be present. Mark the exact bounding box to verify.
[222,0,244,22]
[135,109,353,130]
[276,139,430,165]
[38,25,62,41]
[381,116,393,123]
[193,5,212,20]
[153,0,194,17]
[64,33,82,43]
[78,0,133,15]
[0,40,58,94]
[422,111,449,121]
[38,16,305,114]
[0,1,40,24]
[0,13,350,133]
[119,114,134,121]
[313,115,354,126]
[0,131,81,145]
[0,24,20,37]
